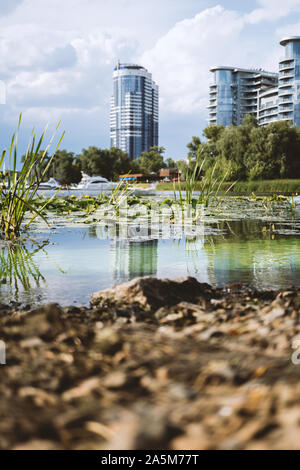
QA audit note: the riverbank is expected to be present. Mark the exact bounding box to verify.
[0,276,300,450]
[156,179,300,195]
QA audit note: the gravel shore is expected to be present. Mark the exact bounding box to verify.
[0,277,300,450]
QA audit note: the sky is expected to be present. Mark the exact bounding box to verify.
[1,0,300,161]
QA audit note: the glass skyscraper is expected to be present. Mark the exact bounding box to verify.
[110,63,159,160]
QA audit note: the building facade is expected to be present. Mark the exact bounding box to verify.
[110,63,159,160]
[209,37,300,128]
[208,67,278,126]
[258,37,300,126]
[257,86,279,126]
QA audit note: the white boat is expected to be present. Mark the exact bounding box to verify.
[75,174,119,191]
[38,178,62,190]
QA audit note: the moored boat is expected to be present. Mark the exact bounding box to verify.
[38,178,62,190]
[75,174,119,191]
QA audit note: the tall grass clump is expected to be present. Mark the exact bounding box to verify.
[173,150,235,209]
[0,115,64,240]
[108,179,134,206]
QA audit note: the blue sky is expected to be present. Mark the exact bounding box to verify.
[1,0,300,161]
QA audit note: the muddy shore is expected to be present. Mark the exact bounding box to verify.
[0,276,300,450]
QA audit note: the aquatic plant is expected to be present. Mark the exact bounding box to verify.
[0,115,64,240]
[173,150,236,209]
[108,179,134,206]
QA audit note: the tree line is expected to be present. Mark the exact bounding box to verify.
[27,146,177,184]
[188,115,300,181]
[26,115,300,184]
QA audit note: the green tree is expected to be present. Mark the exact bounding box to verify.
[108,147,136,180]
[245,121,300,180]
[214,116,259,180]
[22,149,82,184]
[76,146,134,181]
[199,115,300,181]
[50,150,81,185]
[187,137,201,160]
[202,124,224,142]
[136,146,166,174]
[77,147,112,179]
[165,157,176,169]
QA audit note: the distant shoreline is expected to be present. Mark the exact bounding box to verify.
[156,178,300,195]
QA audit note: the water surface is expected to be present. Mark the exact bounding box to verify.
[0,202,299,306]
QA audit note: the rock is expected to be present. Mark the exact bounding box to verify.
[20,304,64,338]
[62,377,101,402]
[18,387,57,406]
[104,372,127,389]
[94,328,123,355]
[20,337,44,349]
[263,306,285,325]
[91,276,212,311]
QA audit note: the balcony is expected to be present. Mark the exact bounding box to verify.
[278,89,293,97]
[241,91,257,97]
[259,116,279,126]
[277,116,293,122]
[279,56,296,63]
[278,111,293,118]
[263,110,278,118]
[259,101,278,110]
[279,104,293,112]
[279,97,293,104]
[279,81,294,88]
[279,72,294,79]
[279,63,294,72]
[242,94,257,100]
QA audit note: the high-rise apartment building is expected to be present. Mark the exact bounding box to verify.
[208,67,278,126]
[110,63,159,160]
[209,37,300,128]
[258,37,300,126]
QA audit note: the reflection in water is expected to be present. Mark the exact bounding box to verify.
[110,240,158,282]
[0,212,298,306]
[98,217,300,290]
[203,237,300,289]
[0,242,47,303]
[199,219,300,288]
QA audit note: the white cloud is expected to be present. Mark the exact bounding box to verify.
[244,0,300,24]
[1,1,300,158]
[140,6,246,114]
[1,24,136,127]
